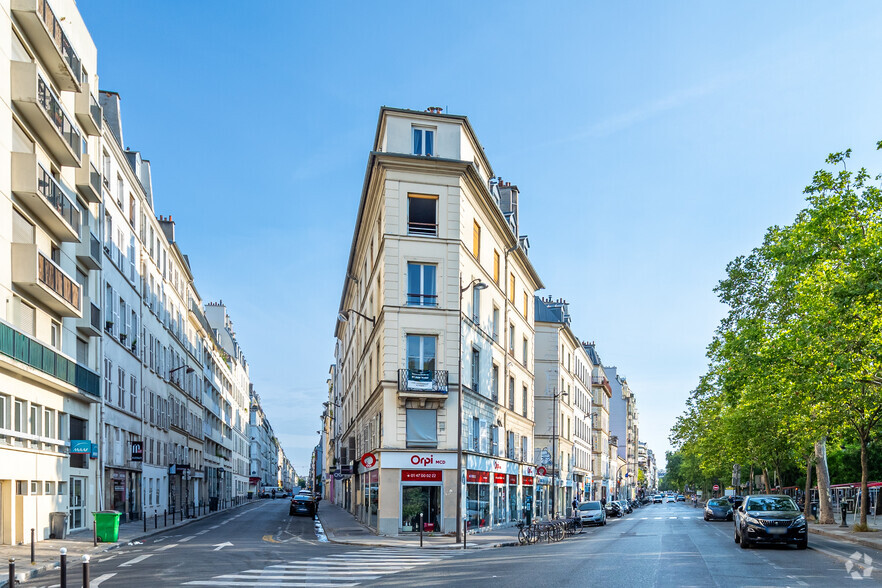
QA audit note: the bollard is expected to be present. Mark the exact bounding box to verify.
[164,509,167,527]
[463,518,467,550]
[93,519,97,547]
[841,502,849,528]
[420,513,423,548]
[31,528,35,564]
[8,557,14,588]
[60,548,67,588]
[155,510,158,529]
[82,554,90,588]
[144,511,147,533]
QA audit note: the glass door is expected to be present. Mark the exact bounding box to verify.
[401,485,441,532]
[70,477,85,530]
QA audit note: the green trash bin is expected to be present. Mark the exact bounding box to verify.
[93,510,122,542]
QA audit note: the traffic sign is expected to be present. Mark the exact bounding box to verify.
[713,484,719,491]
[360,452,377,468]
[537,466,547,476]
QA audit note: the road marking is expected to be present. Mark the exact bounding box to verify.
[90,573,117,586]
[209,525,220,529]
[157,543,178,551]
[196,530,209,535]
[669,516,678,519]
[119,554,154,567]
[213,541,234,551]
[179,535,197,542]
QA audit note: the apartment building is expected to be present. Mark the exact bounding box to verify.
[249,388,280,495]
[607,367,638,500]
[0,0,102,544]
[534,296,593,518]
[583,342,611,500]
[332,107,542,537]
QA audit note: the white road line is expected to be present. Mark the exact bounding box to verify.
[196,530,209,535]
[179,535,197,542]
[654,517,663,520]
[119,554,154,567]
[184,582,357,587]
[209,525,220,529]
[228,571,383,578]
[90,573,117,586]
[156,543,178,551]
[669,516,678,519]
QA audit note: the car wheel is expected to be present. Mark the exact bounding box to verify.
[289,509,295,516]
[734,526,740,544]
[795,539,808,550]
[740,530,750,549]
[704,514,709,521]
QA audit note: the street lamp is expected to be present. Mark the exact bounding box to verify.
[337,309,375,324]
[551,388,568,519]
[456,277,488,545]
[612,463,630,500]
[168,365,195,377]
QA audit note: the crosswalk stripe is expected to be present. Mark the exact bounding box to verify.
[184,582,357,587]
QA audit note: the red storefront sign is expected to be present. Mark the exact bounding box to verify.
[508,474,518,484]
[493,473,507,484]
[522,476,534,485]
[467,470,490,483]
[401,470,442,482]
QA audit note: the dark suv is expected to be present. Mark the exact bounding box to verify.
[734,495,807,549]
[290,493,318,517]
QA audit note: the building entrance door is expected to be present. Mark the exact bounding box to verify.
[401,485,440,532]
[70,477,86,530]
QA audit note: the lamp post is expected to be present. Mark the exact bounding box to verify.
[612,463,630,501]
[456,276,488,545]
[551,387,568,519]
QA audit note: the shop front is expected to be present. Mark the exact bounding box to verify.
[522,466,535,524]
[466,455,520,530]
[536,475,551,520]
[376,451,456,537]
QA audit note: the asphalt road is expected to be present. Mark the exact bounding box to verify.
[19,499,882,587]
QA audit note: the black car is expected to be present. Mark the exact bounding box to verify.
[734,495,807,549]
[605,501,623,517]
[290,493,318,517]
[729,495,745,509]
[704,498,733,521]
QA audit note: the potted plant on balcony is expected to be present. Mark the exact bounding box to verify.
[120,333,127,343]
[105,320,113,331]
[130,338,137,352]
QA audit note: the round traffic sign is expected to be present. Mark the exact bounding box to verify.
[360,452,377,468]
[537,466,547,476]
[713,484,719,491]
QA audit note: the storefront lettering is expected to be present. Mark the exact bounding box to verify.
[410,454,447,467]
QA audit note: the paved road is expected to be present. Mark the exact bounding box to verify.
[20,500,882,587]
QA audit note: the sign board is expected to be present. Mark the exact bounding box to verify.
[404,370,435,391]
[402,470,442,482]
[131,441,143,462]
[466,470,490,483]
[333,472,344,480]
[522,476,534,486]
[381,452,456,470]
[540,449,551,466]
[360,452,377,468]
[340,465,352,475]
[70,440,91,454]
[713,484,719,491]
[537,466,547,476]
[493,472,507,484]
[90,442,98,459]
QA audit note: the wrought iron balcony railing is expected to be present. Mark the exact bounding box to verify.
[398,368,448,394]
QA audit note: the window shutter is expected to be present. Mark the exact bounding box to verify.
[479,419,488,453]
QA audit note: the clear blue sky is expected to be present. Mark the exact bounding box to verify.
[78,1,882,474]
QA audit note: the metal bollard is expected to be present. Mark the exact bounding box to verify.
[155,510,158,529]
[143,511,147,532]
[82,554,90,588]
[60,547,67,588]
[164,509,167,527]
[93,519,97,547]
[841,502,849,528]
[31,528,35,564]
[420,513,424,548]
[8,557,14,588]
[463,518,467,550]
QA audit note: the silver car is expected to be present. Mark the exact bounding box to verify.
[577,501,607,526]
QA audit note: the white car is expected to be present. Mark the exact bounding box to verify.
[665,495,676,503]
[577,501,607,526]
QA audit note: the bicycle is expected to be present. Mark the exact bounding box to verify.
[516,521,533,545]
[565,516,583,536]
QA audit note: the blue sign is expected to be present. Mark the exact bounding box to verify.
[90,442,98,459]
[70,440,91,454]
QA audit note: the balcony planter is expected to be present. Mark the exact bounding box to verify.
[130,339,137,352]
[119,333,127,343]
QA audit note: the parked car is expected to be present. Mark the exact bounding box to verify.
[728,495,745,509]
[734,495,807,549]
[290,493,318,517]
[665,495,676,503]
[653,494,663,504]
[577,501,607,526]
[605,501,623,517]
[704,498,734,521]
[676,495,686,502]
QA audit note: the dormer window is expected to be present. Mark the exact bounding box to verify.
[413,126,435,156]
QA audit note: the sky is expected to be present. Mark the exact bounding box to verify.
[77,1,882,475]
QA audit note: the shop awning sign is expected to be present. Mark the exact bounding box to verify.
[70,440,90,454]
[537,466,547,476]
[360,452,377,468]
[131,441,143,462]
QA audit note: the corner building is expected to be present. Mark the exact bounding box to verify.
[333,107,542,536]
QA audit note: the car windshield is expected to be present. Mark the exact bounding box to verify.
[708,499,729,507]
[745,496,797,511]
[580,501,601,510]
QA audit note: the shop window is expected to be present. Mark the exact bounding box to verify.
[406,409,437,448]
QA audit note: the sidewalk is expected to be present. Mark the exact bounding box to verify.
[0,500,255,588]
[317,502,520,550]
[809,510,882,552]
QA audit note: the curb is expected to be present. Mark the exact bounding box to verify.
[809,526,882,552]
[0,500,256,588]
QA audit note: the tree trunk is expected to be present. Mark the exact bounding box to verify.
[815,437,835,524]
[748,465,754,495]
[762,468,771,493]
[860,433,869,529]
[803,454,814,520]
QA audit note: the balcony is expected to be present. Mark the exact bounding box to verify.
[75,232,101,270]
[398,369,448,398]
[12,152,80,242]
[11,61,82,166]
[591,375,612,396]
[0,321,99,399]
[11,243,81,317]
[75,294,100,337]
[11,0,82,92]
[74,152,101,203]
[75,83,101,136]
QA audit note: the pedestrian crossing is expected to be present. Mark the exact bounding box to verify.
[183,548,455,587]
[608,516,705,521]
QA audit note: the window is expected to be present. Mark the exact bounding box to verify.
[45,481,55,495]
[523,292,528,317]
[522,337,529,365]
[406,263,437,306]
[406,409,437,448]
[412,126,434,156]
[472,221,481,259]
[492,306,499,341]
[116,175,123,206]
[508,377,515,411]
[43,408,54,439]
[490,425,499,456]
[50,322,60,349]
[507,431,515,460]
[471,348,480,390]
[118,367,125,408]
[130,375,137,413]
[472,284,481,323]
[407,194,437,236]
[471,417,480,451]
[521,436,529,462]
[491,364,499,403]
[493,250,500,284]
[509,324,515,353]
[509,273,515,302]
[522,385,528,417]
[406,335,436,372]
